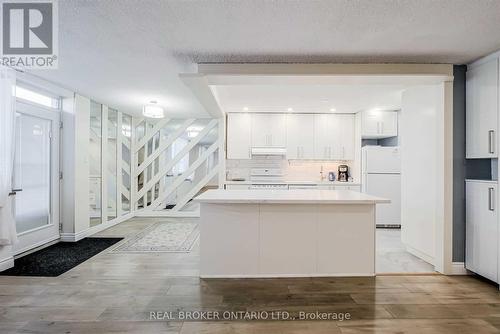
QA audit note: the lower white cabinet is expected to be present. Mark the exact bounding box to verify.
[465,180,498,282]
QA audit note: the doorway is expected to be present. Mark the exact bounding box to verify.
[11,101,60,255]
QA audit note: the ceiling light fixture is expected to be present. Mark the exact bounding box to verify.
[287,107,293,112]
[142,101,165,118]
[243,107,249,111]
[330,108,337,112]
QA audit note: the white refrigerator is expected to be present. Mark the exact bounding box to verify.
[362,146,401,227]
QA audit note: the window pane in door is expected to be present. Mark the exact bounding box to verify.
[13,113,51,234]
[121,113,132,213]
[89,101,102,227]
[107,108,117,220]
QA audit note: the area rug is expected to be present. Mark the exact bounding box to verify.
[112,221,199,253]
[0,237,123,277]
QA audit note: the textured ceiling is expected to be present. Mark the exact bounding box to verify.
[31,0,500,117]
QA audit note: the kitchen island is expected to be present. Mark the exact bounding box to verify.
[195,189,389,278]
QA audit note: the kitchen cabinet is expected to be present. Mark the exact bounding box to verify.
[336,114,355,160]
[465,180,498,282]
[227,113,252,159]
[361,110,398,139]
[251,114,286,147]
[286,114,314,159]
[466,58,499,159]
[314,114,355,160]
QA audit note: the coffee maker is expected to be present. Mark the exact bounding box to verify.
[338,165,349,182]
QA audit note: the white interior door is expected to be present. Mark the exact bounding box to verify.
[12,102,60,255]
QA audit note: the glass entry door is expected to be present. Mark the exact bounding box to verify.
[12,102,60,255]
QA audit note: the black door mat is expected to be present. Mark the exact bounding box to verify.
[0,237,123,277]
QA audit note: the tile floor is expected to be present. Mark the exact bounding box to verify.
[376,228,435,274]
[1,218,499,334]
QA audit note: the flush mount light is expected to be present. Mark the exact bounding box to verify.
[243,107,249,111]
[330,108,337,112]
[287,107,293,112]
[142,101,164,118]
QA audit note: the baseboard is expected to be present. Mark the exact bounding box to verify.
[61,212,134,242]
[134,209,200,218]
[0,256,14,271]
[405,244,435,266]
[450,262,469,275]
[200,273,376,278]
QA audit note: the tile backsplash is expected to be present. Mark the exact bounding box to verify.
[226,157,354,182]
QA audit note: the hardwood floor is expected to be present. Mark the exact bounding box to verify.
[1,218,500,333]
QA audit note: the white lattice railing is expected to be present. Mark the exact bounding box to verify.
[131,117,221,215]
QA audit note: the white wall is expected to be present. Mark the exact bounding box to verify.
[400,85,442,264]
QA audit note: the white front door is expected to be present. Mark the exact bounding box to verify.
[12,102,60,255]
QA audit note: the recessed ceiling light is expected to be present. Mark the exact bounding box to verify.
[287,107,293,112]
[243,107,249,111]
[330,108,337,112]
[142,101,165,118]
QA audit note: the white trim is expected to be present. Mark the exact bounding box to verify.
[134,209,200,218]
[172,165,219,211]
[468,48,500,68]
[405,244,435,266]
[0,256,14,272]
[450,262,469,275]
[201,273,375,278]
[136,119,217,199]
[135,118,170,151]
[151,141,218,209]
[13,234,60,256]
[60,212,134,242]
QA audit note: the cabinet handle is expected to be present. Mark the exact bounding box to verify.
[489,187,495,211]
[489,130,495,154]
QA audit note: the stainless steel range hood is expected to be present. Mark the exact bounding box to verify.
[251,147,287,156]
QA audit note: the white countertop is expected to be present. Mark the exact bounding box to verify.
[225,180,361,186]
[195,189,389,204]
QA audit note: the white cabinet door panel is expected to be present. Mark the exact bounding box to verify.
[286,114,314,159]
[227,113,251,159]
[251,114,286,147]
[465,181,498,282]
[466,58,498,158]
[361,111,398,139]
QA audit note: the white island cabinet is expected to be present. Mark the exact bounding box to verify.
[195,189,389,278]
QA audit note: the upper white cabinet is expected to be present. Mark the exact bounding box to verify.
[466,58,499,159]
[286,114,314,159]
[251,114,286,147]
[336,114,356,160]
[227,113,251,159]
[361,110,398,139]
[226,112,356,161]
[466,180,498,282]
[314,114,355,160]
